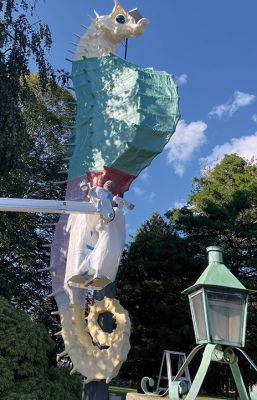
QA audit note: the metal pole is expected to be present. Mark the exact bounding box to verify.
[184,344,216,400]
[82,281,117,400]
[125,39,128,60]
[0,197,99,215]
[229,363,249,400]
[82,381,109,400]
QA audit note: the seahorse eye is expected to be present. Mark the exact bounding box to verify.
[116,14,126,24]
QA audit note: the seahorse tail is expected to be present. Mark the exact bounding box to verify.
[55,298,131,383]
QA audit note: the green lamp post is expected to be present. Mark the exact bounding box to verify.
[141,246,257,400]
[183,246,248,348]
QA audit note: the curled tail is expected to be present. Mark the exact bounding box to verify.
[54,298,130,383]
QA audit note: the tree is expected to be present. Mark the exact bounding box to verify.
[167,154,257,390]
[0,0,58,176]
[168,154,257,281]
[0,0,74,329]
[0,74,75,335]
[117,213,203,384]
[117,155,257,393]
[0,296,82,400]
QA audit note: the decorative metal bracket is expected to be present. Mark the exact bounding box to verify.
[141,344,257,400]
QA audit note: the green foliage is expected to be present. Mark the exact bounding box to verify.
[168,154,257,279]
[0,296,82,400]
[167,154,257,390]
[117,213,203,382]
[0,74,75,335]
[118,155,257,393]
[0,0,56,176]
[0,1,74,334]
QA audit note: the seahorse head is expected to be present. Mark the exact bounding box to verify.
[94,0,149,44]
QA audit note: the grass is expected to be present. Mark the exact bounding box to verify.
[198,398,230,400]
[109,385,136,399]
[109,386,231,400]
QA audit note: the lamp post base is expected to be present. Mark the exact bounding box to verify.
[141,344,257,400]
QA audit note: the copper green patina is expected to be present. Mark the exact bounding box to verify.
[141,246,257,400]
[183,246,247,295]
[183,246,249,348]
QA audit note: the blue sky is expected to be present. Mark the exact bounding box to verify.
[36,0,257,238]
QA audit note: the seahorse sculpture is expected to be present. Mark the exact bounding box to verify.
[50,0,180,383]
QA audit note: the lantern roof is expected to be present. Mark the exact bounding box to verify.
[182,246,249,295]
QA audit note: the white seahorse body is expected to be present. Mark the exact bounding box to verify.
[74,0,149,60]
[52,1,148,384]
[68,1,149,289]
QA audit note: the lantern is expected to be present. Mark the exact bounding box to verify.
[182,246,249,347]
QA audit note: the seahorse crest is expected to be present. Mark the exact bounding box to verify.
[73,1,148,60]
[111,0,130,19]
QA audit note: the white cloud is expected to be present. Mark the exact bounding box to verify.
[175,73,188,86]
[140,169,150,184]
[133,186,156,203]
[201,132,257,168]
[166,120,207,176]
[252,114,257,123]
[209,91,255,119]
[133,186,144,196]
[167,200,187,211]
[173,200,186,209]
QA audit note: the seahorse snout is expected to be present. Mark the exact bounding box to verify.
[133,17,149,35]
[137,18,149,28]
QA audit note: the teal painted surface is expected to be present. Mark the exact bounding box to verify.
[193,263,246,291]
[185,247,249,347]
[185,344,216,400]
[229,363,249,400]
[183,246,248,294]
[69,54,180,179]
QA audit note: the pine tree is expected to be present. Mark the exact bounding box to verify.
[0,296,82,400]
[168,154,257,280]
[167,154,257,390]
[117,213,203,384]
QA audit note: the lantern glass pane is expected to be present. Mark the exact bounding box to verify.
[207,291,245,344]
[190,291,208,341]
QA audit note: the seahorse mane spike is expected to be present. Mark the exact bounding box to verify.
[94,10,100,18]
[111,0,129,18]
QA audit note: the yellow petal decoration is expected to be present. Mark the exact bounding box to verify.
[57,298,131,383]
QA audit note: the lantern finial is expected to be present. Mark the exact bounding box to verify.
[207,246,223,264]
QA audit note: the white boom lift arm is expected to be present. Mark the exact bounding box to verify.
[0,197,99,215]
[0,189,134,222]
